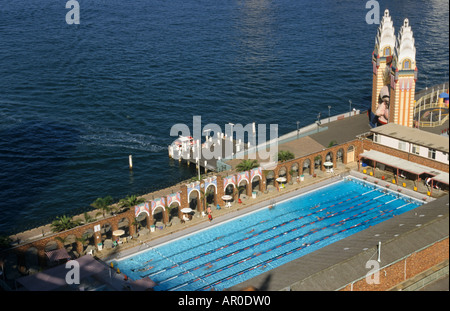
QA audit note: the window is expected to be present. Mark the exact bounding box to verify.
[384,47,391,56]
[398,141,406,151]
[373,133,380,143]
[428,149,436,160]
[411,144,420,155]
[403,59,411,70]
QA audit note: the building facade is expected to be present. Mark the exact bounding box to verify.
[370,10,418,128]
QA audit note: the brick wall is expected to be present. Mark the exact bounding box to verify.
[362,139,449,172]
[340,238,449,291]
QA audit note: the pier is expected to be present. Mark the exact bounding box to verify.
[168,110,362,173]
[168,133,247,173]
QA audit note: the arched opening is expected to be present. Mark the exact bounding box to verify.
[277,166,287,188]
[205,184,216,208]
[314,155,322,172]
[81,228,95,254]
[225,184,235,202]
[238,179,249,199]
[251,175,261,193]
[290,163,299,180]
[188,190,201,211]
[60,234,78,258]
[347,145,355,163]
[402,59,411,69]
[135,212,148,232]
[278,166,287,178]
[44,241,58,252]
[117,217,130,237]
[168,202,180,222]
[302,159,311,175]
[336,148,344,163]
[264,170,275,192]
[100,223,112,243]
[152,206,165,226]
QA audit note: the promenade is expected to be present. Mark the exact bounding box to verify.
[6,108,448,291]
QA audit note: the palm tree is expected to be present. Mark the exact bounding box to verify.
[119,195,145,212]
[132,218,142,233]
[236,159,259,172]
[51,215,81,233]
[235,185,246,199]
[90,196,114,218]
[278,150,295,162]
[76,236,90,254]
[82,211,96,224]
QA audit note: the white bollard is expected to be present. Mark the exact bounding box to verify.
[377,241,381,262]
[129,155,133,169]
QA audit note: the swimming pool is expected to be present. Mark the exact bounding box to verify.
[115,177,423,291]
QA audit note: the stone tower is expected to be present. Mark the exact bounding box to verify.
[371,9,396,116]
[389,18,418,127]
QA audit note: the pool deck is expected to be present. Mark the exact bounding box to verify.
[106,175,345,261]
[104,172,448,291]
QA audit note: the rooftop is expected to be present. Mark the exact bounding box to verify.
[370,123,449,153]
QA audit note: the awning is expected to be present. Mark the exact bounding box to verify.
[431,171,449,185]
[359,150,448,181]
[45,248,71,262]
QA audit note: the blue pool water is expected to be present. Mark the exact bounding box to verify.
[116,177,423,291]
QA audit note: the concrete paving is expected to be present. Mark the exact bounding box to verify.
[228,194,449,291]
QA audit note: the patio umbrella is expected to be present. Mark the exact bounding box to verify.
[276,177,287,183]
[180,207,193,213]
[221,195,233,207]
[113,229,125,237]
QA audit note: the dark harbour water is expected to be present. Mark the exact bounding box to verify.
[0,0,448,235]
